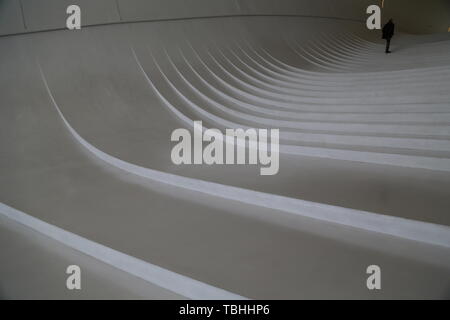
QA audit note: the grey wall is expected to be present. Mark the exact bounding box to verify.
[382,0,450,34]
[0,0,26,34]
[116,0,239,21]
[0,0,447,36]
[20,0,120,32]
[0,0,374,36]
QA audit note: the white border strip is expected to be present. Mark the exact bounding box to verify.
[0,202,246,300]
[38,60,450,248]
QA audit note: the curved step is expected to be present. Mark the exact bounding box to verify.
[38,57,450,248]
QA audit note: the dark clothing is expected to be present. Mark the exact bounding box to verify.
[385,38,391,53]
[382,21,395,40]
[382,21,395,53]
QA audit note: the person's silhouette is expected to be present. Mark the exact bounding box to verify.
[382,19,395,54]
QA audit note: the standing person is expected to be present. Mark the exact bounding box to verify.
[382,19,395,54]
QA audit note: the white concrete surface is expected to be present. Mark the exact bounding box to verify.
[116,0,239,22]
[0,0,25,36]
[1,3,450,299]
[0,214,185,299]
[382,0,450,34]
[0,202,242,299]
[2,1,449,36]
[20,0,121,32]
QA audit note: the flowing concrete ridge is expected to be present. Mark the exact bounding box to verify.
[0,203,243,299]
[1,3,450,299]
[33,60,450,248]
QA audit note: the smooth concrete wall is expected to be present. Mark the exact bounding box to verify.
[382,0,450,34]
[236,0,335,17]
[0,0,26,35]
[20,0,120,32]
[0,0,447,36]
[0,0,374,36]
[117,0,372,22]
[116,0,239,21]
[236,0,371,20]
[328,0,373,21]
